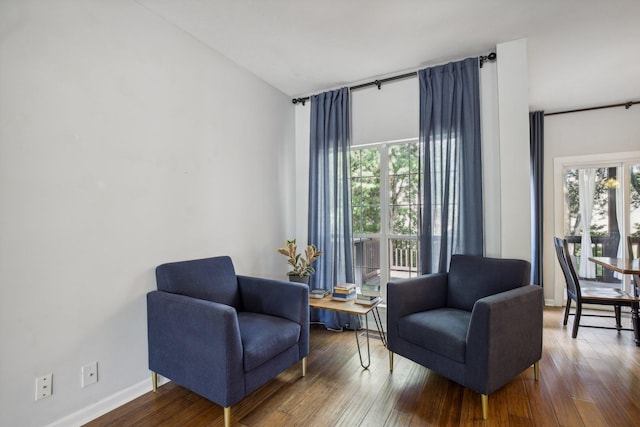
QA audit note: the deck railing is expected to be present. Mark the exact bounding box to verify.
[565,234,621,282]
[353,238,419,285]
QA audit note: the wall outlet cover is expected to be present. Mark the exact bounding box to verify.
[35,374,53,400]
[82,362,98,388]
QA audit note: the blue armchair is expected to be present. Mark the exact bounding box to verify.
[387,255,543,420]
[147,256,309,427]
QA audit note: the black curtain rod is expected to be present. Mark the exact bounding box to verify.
[544,100,639,116]
[292,52,496,105]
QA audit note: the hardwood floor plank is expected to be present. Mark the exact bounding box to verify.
[573,398,609,427]
[522,370,559,426]
[505,376,534,426]
[84,307,640,427]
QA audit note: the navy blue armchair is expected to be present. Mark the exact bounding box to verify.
[387,255,543,420]
[147,256,309,427]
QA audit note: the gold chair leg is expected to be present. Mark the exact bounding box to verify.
[302,357,307,377]
[481,394,488,420]
[151,372,158,393]
[534,361,540,381]
[224,407,231,427]
[389,351,394,372]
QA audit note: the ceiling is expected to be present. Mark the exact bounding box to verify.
[138,0,640,113]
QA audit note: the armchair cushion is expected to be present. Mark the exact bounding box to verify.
[398,308,471,363]
[238,312,302,372]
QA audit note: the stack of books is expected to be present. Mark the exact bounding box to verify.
[332,283,356,301]
[355,294,381,306]
[310,289,330,299]
[355,283,381,305]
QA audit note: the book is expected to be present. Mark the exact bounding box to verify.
[354,296,381,306]
[310,289,330,299]
[355,293,378,301]
[332,290,356,301]
[334,283,356,290]
[333,288,354,295]
[360,283,381,297]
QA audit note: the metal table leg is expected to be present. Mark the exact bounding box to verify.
[354,306,387,369]
[371,307,387,347]
[354,313,371,369]
[631,301,640,346]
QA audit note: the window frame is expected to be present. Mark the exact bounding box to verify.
[350,137,422,303]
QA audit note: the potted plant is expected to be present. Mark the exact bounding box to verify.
[277,239,323,283]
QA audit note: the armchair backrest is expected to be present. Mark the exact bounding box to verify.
[155,256,242,309]
[447,255,531,311]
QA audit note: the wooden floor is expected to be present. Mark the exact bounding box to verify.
[85,307,640,426]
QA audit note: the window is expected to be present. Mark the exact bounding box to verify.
[350,139,422,301]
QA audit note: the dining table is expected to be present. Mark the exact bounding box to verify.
[589,256,640,346]
[588,257,640,296]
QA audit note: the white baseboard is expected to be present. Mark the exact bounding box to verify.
[545,298,558,307]
[46,376,170,427]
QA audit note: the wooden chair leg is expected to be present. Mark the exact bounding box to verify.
[224,407,231,427]
[572,304,582,338]
[563,299,572,325]
[301,357,306,377]
[481,394,488,420]
[534,361,540,381]
[151,372,158,393]
[615,305,622,330]
[389,351,394,372]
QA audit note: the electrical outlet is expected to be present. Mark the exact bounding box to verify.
[35,374,53,400]
[81,362,98,388]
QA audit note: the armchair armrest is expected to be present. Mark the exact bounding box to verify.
[387,273,448,349]
[387,273,448,319]
[238,276,309,322]
[238,276,310,359]
[466,285,543,395]
[147,291,245,406]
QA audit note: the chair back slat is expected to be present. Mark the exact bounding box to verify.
[554,237,582,300]
[628,236,640,260]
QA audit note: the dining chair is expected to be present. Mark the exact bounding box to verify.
[554,237,638,338]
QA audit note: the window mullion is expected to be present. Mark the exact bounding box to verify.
[380,144,390,286]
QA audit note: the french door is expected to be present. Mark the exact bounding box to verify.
[556,153,640,296]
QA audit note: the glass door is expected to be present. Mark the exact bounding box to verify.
[562,161,640,286]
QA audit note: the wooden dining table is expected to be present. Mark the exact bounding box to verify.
[588,257,640,296]
[589,256,640,346]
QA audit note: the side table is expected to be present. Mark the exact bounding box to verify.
[309,295,387,369]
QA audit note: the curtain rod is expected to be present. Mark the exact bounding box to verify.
[544,100,639,116]
[292,52,496,105]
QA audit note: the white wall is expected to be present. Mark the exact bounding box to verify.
[496,39,532,261]
[480,60,501,257]
[543,107,640,304]
[294,106,310,245]
[0,1,294,425]
[351,77,419,146]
